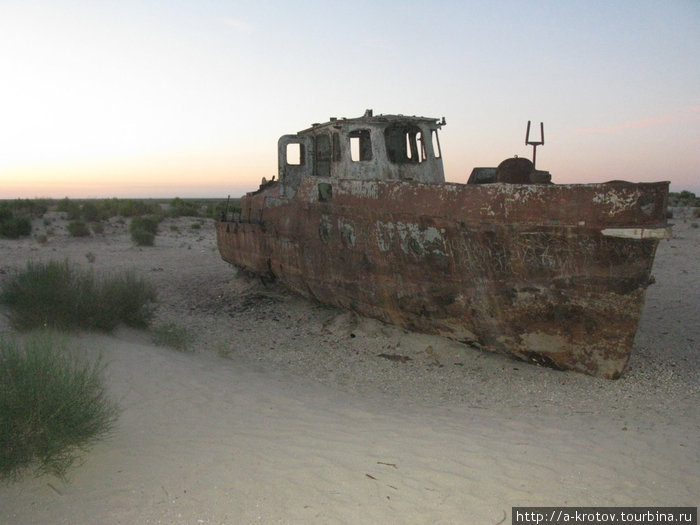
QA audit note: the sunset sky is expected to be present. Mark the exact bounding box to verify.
[1,1,698,199]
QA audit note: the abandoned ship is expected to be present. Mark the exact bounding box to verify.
[216,110,670,379]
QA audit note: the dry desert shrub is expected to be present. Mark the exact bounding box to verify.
[151,323,193,352]
[0,331,118,480]
[0,260,156,332]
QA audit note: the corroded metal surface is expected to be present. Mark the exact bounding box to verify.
[217,112,669,379]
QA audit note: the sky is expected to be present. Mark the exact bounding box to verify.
[0,0,698,199]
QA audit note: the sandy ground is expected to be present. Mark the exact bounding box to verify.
[0,211,697,524]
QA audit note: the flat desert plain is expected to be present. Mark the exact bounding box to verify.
[1,209,698,524]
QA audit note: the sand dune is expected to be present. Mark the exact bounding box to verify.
[1,213,697,524]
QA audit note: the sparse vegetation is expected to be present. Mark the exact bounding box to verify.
[1,196,228,242]
[115,199,161,218]
[56,197,162,221]
[0,331,118,480]
[216,341,234,358]
[168,197,201,218]
[151,323,193,352]
[56,197,81,219]
[130,215,162,235]
[668,191,699,207]
[0,203,32,239]
[0,214,31,239]
[130,215,163,246]
[68,220,91,237]
[0,261,156,332]
[130,228,155,246]
[210,199,240,220]
[79,202,102,222]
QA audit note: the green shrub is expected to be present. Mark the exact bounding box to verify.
[79,202,100,222]
[208,200,240,220]
[0,331,118,480]
[91,198,121,220]
[668,191,700,207]
[67,221,90,237]
[118,199,161,218]
[56,197,81,220]
[131,228,155,246]
[0,261,157,332]
[168,197,200,218]
[102,270,157,328]
[130,215,161,235]
[130,215,162,246]
[0,214,32,239]
[6,198,49,218]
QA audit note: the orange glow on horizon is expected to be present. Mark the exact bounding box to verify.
[1,2,698,199]
[0,153,272,199]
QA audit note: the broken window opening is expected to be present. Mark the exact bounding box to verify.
[314,134,331,177]
[405,133,415,161]
[332,132,341,162]
[385,124,426,164]
[286,142,304,165]
[431,129,441,159]
[349,129,373,162]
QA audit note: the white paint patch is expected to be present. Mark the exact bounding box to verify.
[374,220,395,252]
[601,227,672,239]
[394,222,447,256]
[592,189,641,216]
[345,180,379,199]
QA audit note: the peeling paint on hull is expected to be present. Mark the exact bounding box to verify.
[217,177,669,379]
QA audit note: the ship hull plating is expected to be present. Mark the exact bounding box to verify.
[217,177,669,379]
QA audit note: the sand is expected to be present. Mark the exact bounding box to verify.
[0,211,697,524]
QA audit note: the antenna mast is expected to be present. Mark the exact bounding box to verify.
[525,121,544,168]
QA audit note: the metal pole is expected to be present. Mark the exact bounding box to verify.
[525,121,545,169]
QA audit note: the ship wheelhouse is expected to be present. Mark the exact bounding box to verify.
[277,110,446,198]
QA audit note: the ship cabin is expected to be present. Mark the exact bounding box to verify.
[277,109,446,199]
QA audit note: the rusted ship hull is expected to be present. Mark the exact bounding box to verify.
[217,177,669,379]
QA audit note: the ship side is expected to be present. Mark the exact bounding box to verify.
[217,111,669,378]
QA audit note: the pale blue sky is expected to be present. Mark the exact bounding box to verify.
[0,0,698,197]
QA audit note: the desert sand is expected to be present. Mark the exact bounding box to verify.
[0,210,697,524]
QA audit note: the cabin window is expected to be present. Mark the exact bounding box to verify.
[349,129,372,162]
[408,130,426,162]
[332,132,341,162]
[286,142,304,165]
[431,129,441,158]
[385,123,426,164]
[314,134,331,177]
